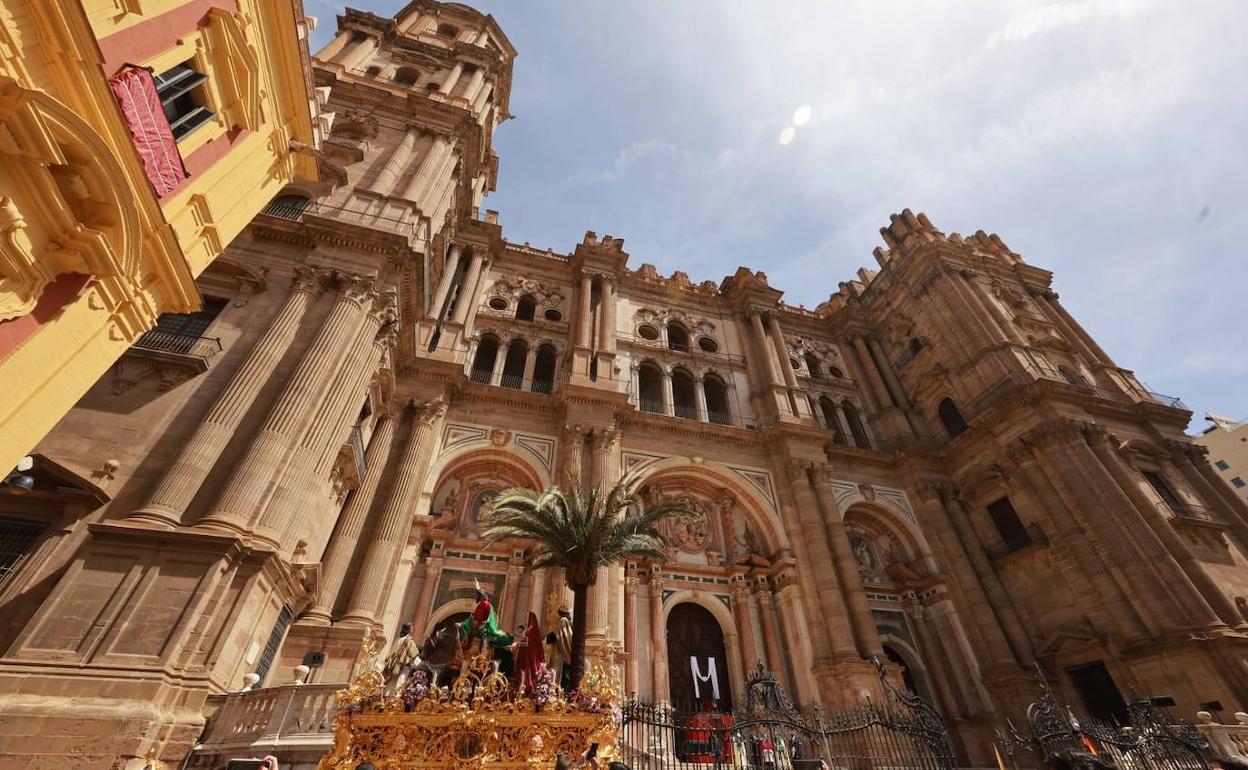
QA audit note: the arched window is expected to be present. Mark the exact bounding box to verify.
[364,65,382,78]
[500,339,527,389]
[638,362,663,414]
[842,400,870,448]
[393,66,421,86]
[470,335,499,384]
[515,294,537,321]
[938,398,968,438]
[667,322,689,352]
[436,23,460,38]
[909,338,925,355]
[263,193,310,220]
[804,353,822,379]
[704,374,731,425]
[671,368,697,419]
[820,397,847,445]
[531,344,557,394]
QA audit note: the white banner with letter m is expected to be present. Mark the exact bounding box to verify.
[690,656,721,701]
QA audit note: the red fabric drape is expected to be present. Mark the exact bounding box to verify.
[108,66,187,197]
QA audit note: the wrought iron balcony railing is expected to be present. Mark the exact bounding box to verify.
[133,329,222,361]
[1157,500,1219,525]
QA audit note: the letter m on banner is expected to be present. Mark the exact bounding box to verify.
[690,656,721,701]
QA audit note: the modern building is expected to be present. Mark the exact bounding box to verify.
[1197,414,1248,504]
[3,2,1248,768]
[0,0,325,479]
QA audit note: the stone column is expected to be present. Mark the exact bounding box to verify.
[576,275,593,349]
[851,337,894,410]
[558,423,585,489]
[1174,448,1248,551]
[768,316,800,390]
[472,82,494,114]
[428,245,463,321]
[867,338,911,409]
[501,562,523,631]
[303,415,397,623]
[784,460,858,659]
[342,398,447,624]
[586,428,619,643]
[749,313,782,388]
[810,464,883,657]
[449,252,484,325]
[522,344,537,390]
[373,128,420,197]
[597,277,616,351]
[413,545,446,629]
[694,376,708,421]
[339,36,378,72]
[660,369,674,416]
[201,274,373,534]
[731,577,759,672]
[402,136,452,202]
[754,584,786,684]
[624,573,639,696]
[316,32,352,62]
[1087,430,1235,627]
[255,292,393,548]
[832,404,850,443]
[130,268,320,528]
[462,66,487,102]
[648,572,669,702]
[439,62,464,94]
[773,581,814,706]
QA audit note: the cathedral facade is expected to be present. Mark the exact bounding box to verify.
[3,2,1248,768]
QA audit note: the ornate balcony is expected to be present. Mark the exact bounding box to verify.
[188,683,339,770]
[1158,501,1222,528]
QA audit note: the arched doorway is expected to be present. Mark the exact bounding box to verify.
[666,602,733,710]
[883,643,921,697]
[433,611,470,638]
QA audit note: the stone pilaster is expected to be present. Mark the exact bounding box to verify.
[623,569,638,696]
[648,571,668,702]
[341,397,447,624]
[810,463,883,658]
[130,268,321,528]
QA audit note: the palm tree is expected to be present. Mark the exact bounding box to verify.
[481,470,693,692]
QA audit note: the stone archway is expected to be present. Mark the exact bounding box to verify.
[665,601,734,710]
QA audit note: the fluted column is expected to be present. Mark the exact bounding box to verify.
[773,581,814,705]
[1173,447,1248,549]
[449,252,484,325]
[597,277,616,351]
[256,292,393,548]
[784,460,857,660]
[768,316,800,390]
[342,398,447,624]
[131,268,320,527]
[576,275,593,348]
[587,428,619,642]
[558,423,585,489]
[624,573,639,696]
[1087,430,1235,627]
[867,338,911,409]
[648,572,668,702]
[428,245,463,321]
[303,415,396,624]
[851,337,893,410]
[315,32,352,62]
[731,578,759,671]
[439,62,464,94]
[373,127,419,197]
[753,585,787,689]
[339,36,377,72]
[810,465,883,657]
[749,313,782,388]
[201,275,373,534]
[402,136,452,202]
[462,66,487,102]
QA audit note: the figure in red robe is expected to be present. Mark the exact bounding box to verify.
[512,611,545,694]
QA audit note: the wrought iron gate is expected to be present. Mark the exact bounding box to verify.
[620,661,954,770]
[997,665,1210,770]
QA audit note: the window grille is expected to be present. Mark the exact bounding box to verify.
[0,517,46,590]
[255,605,293,685]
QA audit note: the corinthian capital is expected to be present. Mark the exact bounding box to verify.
[591,427,619,451]
[337,272,376,302]
[290,265,323,294]
[414,396,448,425]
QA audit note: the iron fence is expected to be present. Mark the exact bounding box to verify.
[134,329,222,360]
[620,662,953,770]
[997,665,1210,770]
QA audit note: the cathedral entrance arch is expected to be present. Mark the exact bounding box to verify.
[666,602,733,710]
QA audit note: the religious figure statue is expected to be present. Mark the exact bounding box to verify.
[544,602,574,692]
[383,622,421,696]
[458,582,513,667]
[512,611,545,694]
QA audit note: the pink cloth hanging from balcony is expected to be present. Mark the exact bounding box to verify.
[108,66,187,197]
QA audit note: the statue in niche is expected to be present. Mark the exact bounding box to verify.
[850,535,875,572]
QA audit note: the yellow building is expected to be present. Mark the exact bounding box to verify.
[0,0,323,477]
[1197,413,1248,504]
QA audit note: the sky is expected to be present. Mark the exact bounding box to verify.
[308,0,1248,433]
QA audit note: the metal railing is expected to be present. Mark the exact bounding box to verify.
[499,373,523,390]
[346,66,475,110]
[260,198,416,236]
[1149,390,1189,410]
[1158,500,1219,525]
[469,368,492,385]
[133,329,222,361]
[639,398,664,415]
[324,133,367,152]
[619,332,748,366]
